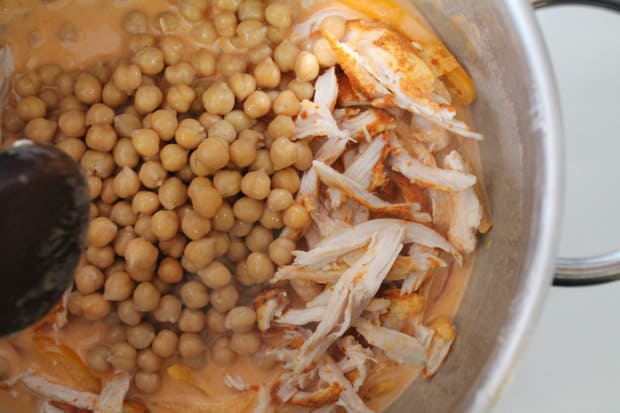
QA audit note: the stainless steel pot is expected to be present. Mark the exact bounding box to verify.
[388,0,618,411]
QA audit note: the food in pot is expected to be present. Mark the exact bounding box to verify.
[0,0,490,411]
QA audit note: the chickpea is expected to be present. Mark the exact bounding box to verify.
[211,231,231,257]
[17,96,46,121]
[190,49,216,77]
[157,257,183,284]
[247,43,272,65]
[58,110,86,139]
[213,203,235,232]
[188,178,223,218]
[130,192,158,217]
[272,167,300,193]
[152,295,182,325]
[109,342,138,372]
[229,137,257,168]
[215,0,240,11]
[211,336,236,365]
[242,90,270,119]
[166,84,195,113]
[123,10,148,34]
[178,333,205,358]
[288,78,314,101]
[261,210,282,233]
[3,106,24,133]
[126,323,155,350]
[159,36,185,65]
[225,306,256,333]
[15,72,41,97]
[158,177,188,210]
[81,293,111,320]
[238,170,270,200]
[236,19,267,49]
[75,265,105,294]
[104,261,126,278]
[175,118,205,149]
[202,82,235,116]
[134,85,163,114]
[313,37,338,67]
[214,11,237,37]
[210,284,239,313]
[247,226,274,252]
[154,11,180,33]
[230,331,261,355]
[246,252,274,283]
[55,73,74,98]
[164,62,195,86]
[59,96,84,112]
[269,238,294,266]
[217,54,247,77]
[159,235,187,259]
[84,103,113,126]
[181,209,211,241]
[24,118,56,143]
[136,350,161,376]
[267,115,295,140]
[130,128,159,157]
[283,203,311,230]
[38,89,59,111]
[295,51,320,82]
[267,25,287,43]
[104,271,134,301]
[273,90,300,117]
[159,144,187,172]
[86,245,115,269]
[112,64,142,93]
[226,236,248,261]
[111,168,139,199]
[100,179,119,204]
[189,21,216,46]
[152,329,178,358]
[149,109,178,141]
[125,237,158,271]
[271,138,299,172]
[134,216,157,244]
[195,138,229,171]
[57,138,86,161]
[74,73,102,104]
[233,197,263,224]
[265,2,292,28]
[132,282,160,312]
[179,0,208,21]
[207,119,237,144]
[206,309,227,333]
[259,59,284,91]
[238,0,264,20]
[133,47,165,75]
[114,113,142,139]
[247,150,272,176]
[179,281,210,310]
[179,308,205,333]
[84,124,116,152]
[266,188,292,212]
[197,261,231,289]
[88,217,117,247]
[225,110,253,132]
[182,238,216,271]
[228,73,256,102]
[189,152,211,177]
[86,345,110,373]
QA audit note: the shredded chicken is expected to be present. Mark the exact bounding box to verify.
[254,289,290,332]
[354,318,426,366]
[224,375,250,392]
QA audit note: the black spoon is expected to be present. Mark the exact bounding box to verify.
[0,141,89,336]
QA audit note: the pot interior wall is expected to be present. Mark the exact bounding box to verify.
[388,2,551,412]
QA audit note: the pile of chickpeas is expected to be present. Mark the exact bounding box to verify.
[2,0,346,395]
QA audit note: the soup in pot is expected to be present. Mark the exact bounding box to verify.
[0,0,490,412]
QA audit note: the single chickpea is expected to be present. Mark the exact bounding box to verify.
[215,0,240,11]
[75,265,105,294]
[191,21,217,45]
[133,47,165,75]
[104,271,135,301]
[225,306,256,333]
[85,124,117,152]
[157,257,183,284]
[88,217,117,247]
[188,178,223,218]
[260,207,283,230]
[211,336,236,365]
[206,308,227,333]
[246,252,274,282]
[190,49,216,77]
[56,72,75,97]
[86,345,110,373]
[272,167,300,193]
[229,136,258,168]
[112,167,140,199]
[238,0,264,20]
[113,64,142,93]
[250,149,274,175]
[178,333,205,358]
[57,138,86,161]
[181,209,211,240]
[270,137,298,170]
[240,170,271,200]
[59,95,84,112]
[110,202,136,227]
[253,58,280,89]
[213,202,235,231]
[166,84,195,113]
[247,44,272,65]
[227,237,249,262]
[137,349,162,374]
[243,90,271,119]
[265,3,292,28]
[74,73,102,104]
[267,115,295,139]
[195,138,230,171]
[126,323,155,350]
[15,72,41,97]
[134,216,157,244]
[273,40,299,73]
[3,106,25,133]
[159,36,185,65]
[17,96,46,121]
[295,51,320,82]
[24,118,56,143]
[245,225,273,252]
[134,372,160,394]
[313,38,338,67]
[189,152,211,177]
[320,15,346,39]
[236,19,267,49]
[154,11,180,33]
[210,284,239,313]
[132,191,160,216]
[134,85,163,114]
[58,110,86,139]
[180,281,210,310]
[294,142,313,171]
[183,238,216,271]
[150,109,178,141]
[81,293,111,320]
[114,113,142,139]
[269,237,295,265]
[150,210,179,242]
[225,110,253,132]
[202,82,235,116]
[125,237,159,271]
[38,89,59,111]
[267,26,287,43]
[152,329,178,358]
[214,11,237,37]
[228,73,256,102]
[230,219,253,238]
[123,10,148,34]
[266,188,293,212]
[133,282,161,312]
[128,34,157,54]
[288,78,314,101]
[208,119,237,144]
[197,261,231,289]
[99,179,119,204]
[118,300,142,326]
[109,341,137,371]
[86,245,115,269]
[165,62,195,86]
[217,54,247,77]
[233,197,263,223]
[175,118,205,149]
[159,144,188,172]
[85,103,114,126]
[283,203,311,230]
[153,294,182,324]
[158,177,188,210]
[131,128,160,157]
[179,0,208,22]
[272,90,300,117]
[230,331,261,355]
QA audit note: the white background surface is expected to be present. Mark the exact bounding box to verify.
[493,5,620,413]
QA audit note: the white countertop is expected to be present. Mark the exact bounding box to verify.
[493,5,620,413]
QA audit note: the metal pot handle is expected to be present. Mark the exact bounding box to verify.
[532,0,620,286]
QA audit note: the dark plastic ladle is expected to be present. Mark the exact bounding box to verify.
[0,142,89,336]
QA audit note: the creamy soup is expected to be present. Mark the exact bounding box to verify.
[0,0,489,412]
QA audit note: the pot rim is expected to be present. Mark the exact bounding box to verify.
[464,1,565,411]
